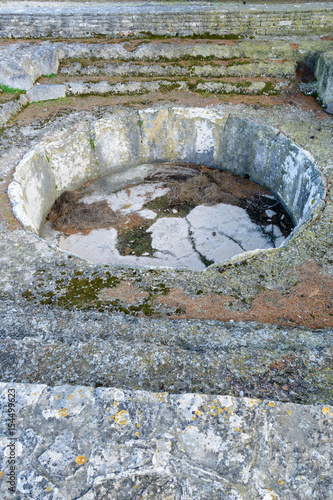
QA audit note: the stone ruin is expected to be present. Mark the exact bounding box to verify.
[0,1,333,498]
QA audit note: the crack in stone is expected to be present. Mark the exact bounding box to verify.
[185,217,214,268]
[217,229,246,252]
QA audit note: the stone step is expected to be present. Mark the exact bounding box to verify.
[1,380,332,500]
[0,2,332,39]
[1,39,332,105]
[56,39,332,63]
[59,59,297,79]
[0,310,332,405]
[26,78,287,102]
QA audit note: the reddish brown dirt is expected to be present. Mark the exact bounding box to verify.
[0,92,21,104]
[0,183,21,230]
[98,282,149,304]
[155,261,333,329]
[10,85,327,129]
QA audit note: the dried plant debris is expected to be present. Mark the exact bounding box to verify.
[145,166,294,238]
[47,190,115,234]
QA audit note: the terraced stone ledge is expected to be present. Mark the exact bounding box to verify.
[0,2,332,39]
[1,38,333,111]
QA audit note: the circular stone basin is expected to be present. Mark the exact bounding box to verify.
[41,163,294,271]
[8,107,326,268]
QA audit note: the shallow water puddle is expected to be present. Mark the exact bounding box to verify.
[41,164,293,270]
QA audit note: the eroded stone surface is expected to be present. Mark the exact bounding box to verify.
[27,83,66,102]
[10,107,324,240]
[0,382,332,499]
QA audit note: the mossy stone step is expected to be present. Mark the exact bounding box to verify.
[58,59,297,79]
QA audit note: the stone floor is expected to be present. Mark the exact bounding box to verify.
[41,165,286,270]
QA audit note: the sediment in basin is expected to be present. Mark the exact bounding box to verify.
[41,163,293,270]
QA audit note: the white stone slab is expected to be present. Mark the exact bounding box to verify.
[82,182,169,215]
[58,227,205,271]
[148,217,204,270]
[27,84,66,102]
[137,209,157,219]
[59,228,119,264]
[187,204,272,261]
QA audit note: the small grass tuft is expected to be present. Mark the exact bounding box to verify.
[0,84,26,94]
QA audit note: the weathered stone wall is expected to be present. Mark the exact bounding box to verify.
[0,2,332,39]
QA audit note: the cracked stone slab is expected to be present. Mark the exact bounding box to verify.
[187,204,274,262]
[148,217,205,271]
[0,382,332,499]
[83,182,169,215]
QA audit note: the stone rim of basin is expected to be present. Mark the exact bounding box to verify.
[8,106,326,270]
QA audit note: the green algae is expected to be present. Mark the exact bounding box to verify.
[158,82,182,93]
[29,266,172,317]
[145,194,195,218]
[260,80,280,95]
[138,32,242,40]
[117,222,154,257]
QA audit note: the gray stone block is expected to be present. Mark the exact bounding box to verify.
[326,101,333,114]
[27,84,66,102]
[0,43,59,90]
[0,94,28,128]
[32,44,59,77]
[0,60,34,91]
[0,382,333,499]
[0,2,332,38]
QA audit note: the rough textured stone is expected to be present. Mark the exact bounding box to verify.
[8,106,325,235]
[0,38,332,113]
[315,50,333,111]
[0,382,333,499]
[0,94,28,128]
[0,105,332,400]
[0,43,58,90]
[0,2,332,39]
[0,2,332,493]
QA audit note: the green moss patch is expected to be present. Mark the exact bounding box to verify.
[117,221,154,257]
